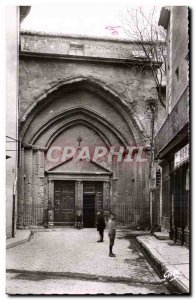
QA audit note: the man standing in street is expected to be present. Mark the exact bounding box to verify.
[96,211,106,242]
[108,214,116,257]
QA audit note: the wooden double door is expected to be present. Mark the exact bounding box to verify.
[54,181,75,226]
[54,181,103,227]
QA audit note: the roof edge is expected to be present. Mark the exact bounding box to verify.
[20,29,159,45]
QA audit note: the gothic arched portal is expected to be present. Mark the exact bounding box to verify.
[18,79,150,229]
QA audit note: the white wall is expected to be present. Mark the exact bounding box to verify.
[6,6,19,238]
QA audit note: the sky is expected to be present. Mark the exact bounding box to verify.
[21,2,161,39]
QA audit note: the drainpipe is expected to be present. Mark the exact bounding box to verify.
[12,177,17,237]
[148,98,156,228]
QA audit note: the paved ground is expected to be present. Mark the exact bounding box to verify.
[6,229,169,295]
[6,272,168,295]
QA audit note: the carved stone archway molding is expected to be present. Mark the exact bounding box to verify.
[19,77,146,145]
[23,107,131,147]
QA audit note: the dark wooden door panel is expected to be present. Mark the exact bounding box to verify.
[83,182,103,228]
[83,195,96,228]
[54,181,75,225]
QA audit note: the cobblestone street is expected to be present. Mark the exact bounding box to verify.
[6,229,169,294]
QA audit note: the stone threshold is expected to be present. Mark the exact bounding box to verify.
[154,232,170,240]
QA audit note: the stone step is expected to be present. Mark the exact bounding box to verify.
[154,232,170,240]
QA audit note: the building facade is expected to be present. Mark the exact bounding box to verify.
[155,7,189,246]
[6,6,31,238]
[17,31,166,229]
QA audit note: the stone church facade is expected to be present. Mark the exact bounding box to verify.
[18,31,165,228]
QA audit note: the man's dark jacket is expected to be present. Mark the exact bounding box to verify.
[96,214,106,231]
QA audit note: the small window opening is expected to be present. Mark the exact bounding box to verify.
[175,67,180,81]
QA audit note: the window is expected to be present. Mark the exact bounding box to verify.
[156,169,161,187]
[175,67,180,82]
[68,42,84,56]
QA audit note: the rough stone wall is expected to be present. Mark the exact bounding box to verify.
[21,31,147,60]
[167,6,189,111]
[19,32,166,135]
[19,63,165,141]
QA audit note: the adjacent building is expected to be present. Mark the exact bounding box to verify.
[6,6,30,239]
[155,7,189,246]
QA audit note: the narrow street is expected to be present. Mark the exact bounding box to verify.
[6,229,169,294]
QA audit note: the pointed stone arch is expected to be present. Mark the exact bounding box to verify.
[20,77,146,145]
[28,107,129,147]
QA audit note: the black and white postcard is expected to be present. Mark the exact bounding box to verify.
[5,2,190,295]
